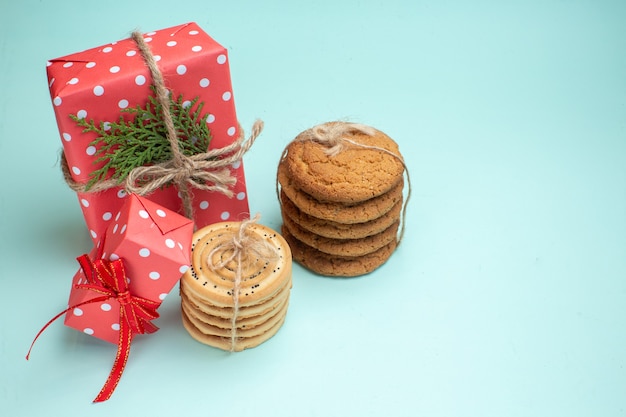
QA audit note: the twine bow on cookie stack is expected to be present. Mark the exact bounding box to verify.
[299,122,411,244]
[179,218,292,351]
[276,121,411,277]
[280,121,411,247]
[62,30,263,221]
[206,214,278,351]
[297,122,377,156]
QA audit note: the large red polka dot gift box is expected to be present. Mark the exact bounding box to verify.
[46,22,254,243]
[63,193,194,345]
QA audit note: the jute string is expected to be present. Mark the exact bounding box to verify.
[206,214,279,352]
[61,30,263,220]
[277,122,411,246]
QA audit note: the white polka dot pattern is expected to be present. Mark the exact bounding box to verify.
[46,22,250,244]
[63,194,194,345]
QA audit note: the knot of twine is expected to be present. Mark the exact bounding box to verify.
[206,214,278,352]
[61,30,263,221]
[298,122,377,156]
[278,121,411,246]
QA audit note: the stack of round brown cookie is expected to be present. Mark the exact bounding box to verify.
[277,121,406,277]
[180,220,292,351]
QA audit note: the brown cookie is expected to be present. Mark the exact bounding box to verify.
[281,225,397,277]
[278,162,404,224]
[282,213,399,257]
[281,190,403,240]
[282,122,405,203]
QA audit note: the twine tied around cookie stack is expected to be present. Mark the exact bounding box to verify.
[294,121,411,244]
[205,214,278,351]
[61,30,264,221]
[180,217,293,351]
[277,121,411,277]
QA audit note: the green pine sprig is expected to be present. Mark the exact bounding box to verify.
[71,86,212,190]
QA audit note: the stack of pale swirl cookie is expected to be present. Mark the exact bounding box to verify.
[278,122,406,277]
[180,220,292,351]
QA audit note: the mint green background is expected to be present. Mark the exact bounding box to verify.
[1,1,625,416]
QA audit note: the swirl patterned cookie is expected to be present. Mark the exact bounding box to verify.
[182,221,292,308]
[180,220,292,351]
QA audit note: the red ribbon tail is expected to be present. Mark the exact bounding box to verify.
[25,307,72,360]
[29,254,161,403]
[26,295,112,361]
[92,311,134,403]
[143,321,159,334]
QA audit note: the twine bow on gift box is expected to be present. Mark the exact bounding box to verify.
[62,30,263,221]
[26,254,160,403]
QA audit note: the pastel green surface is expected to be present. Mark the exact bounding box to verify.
[1,0,625,416]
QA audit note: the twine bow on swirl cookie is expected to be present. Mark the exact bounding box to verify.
[278,121,412,245]
[61,30,263,221]
[206,214,279,352]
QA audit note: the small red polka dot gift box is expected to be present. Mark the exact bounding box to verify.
[63,193,194,345]
[46,22,252,244]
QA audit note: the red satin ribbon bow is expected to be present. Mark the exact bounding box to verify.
[27,254,161,403]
